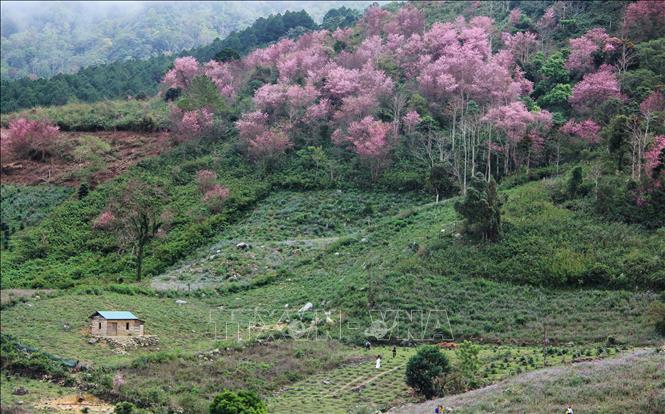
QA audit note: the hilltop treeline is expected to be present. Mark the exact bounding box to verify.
[0,8,359,112]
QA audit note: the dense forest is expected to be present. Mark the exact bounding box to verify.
[0,1,376,80]
[0,7,363,112]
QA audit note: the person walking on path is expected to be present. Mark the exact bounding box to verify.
[375,355,382,369]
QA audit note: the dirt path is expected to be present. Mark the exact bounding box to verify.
[37,393,114,413]
[388,349,657,414]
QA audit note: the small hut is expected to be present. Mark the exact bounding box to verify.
[89,311,144,337]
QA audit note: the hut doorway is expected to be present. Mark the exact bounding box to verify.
[108,322,117,336]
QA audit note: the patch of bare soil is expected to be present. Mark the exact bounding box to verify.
[37,393,114,413]
[1,129,168,186]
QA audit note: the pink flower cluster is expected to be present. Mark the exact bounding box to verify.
[6,117,60,161]
[569,65,623,114]
[483,102,552,147]
[333,116,392,158]
[560,119,601,144]
[196,169,217,193]
[162,56,238,99]
[644,135,665,184]
[171,108,214,142]
[203,184,230,212]
[623,1,665,40]
[162,57,200,90]
[402,111,422,133]
[93,211,116,230]
[566,28,621,73]
[640,90,664,116]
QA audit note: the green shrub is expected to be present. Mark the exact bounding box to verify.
[209,389,267,414]
[114,402,136,414]
[405,345,451,399]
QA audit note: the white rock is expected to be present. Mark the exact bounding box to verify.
[298,302,313,313]
[175,299,188,305]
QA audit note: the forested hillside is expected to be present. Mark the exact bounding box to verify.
[2,0,663,288]
[1,1,664,413]
[0,1,376,80]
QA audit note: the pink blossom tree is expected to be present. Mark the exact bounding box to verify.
[565,28,621,73]
[202,184,230,213]
[195,169,218,193]
[162,57,200,90]
[93,211,116,230]
[501,31,539,66]
[623,0,665,41]
[403,111,422,134]
[569,65,623,114]
[6,118,60,161]
[644,135,665,185]
[235,111,269,143]
[333,116,392,159]
[509,8,521,26]
[246,129,293,163]
[360,5,390,36]
[203,60,237,99]
[538,7,557,32]
[560,119,602,144]
[385,5,425,37]
[170,107,214,143]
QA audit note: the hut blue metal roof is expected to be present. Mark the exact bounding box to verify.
[91,311,139,320]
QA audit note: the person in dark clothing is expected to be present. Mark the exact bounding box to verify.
[392,345,397,358]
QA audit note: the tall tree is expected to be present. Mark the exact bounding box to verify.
[94,179,168,281]
[454,172,502,242]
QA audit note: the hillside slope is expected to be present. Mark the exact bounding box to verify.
[390,348,665,414]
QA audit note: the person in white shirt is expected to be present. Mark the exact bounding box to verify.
[375,355,381,369]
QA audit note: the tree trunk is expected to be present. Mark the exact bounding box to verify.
[136,241,144,281]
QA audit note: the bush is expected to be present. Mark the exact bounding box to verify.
[209,389,267,414]
[114,402,136,414]
[405,345,450,399]
[456,340,481,387]
[647,300,665,337]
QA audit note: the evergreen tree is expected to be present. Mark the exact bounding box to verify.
[454,173,502,242]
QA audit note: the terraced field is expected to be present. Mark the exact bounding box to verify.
[269,344,625,413]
